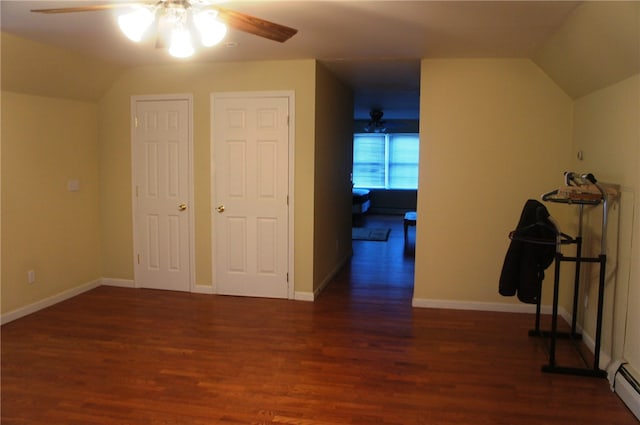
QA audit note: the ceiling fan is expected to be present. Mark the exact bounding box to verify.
[31,0,298,58]
[364,109,387,133]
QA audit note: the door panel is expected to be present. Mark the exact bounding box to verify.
[133,98,191,292]
[213,95,289,298]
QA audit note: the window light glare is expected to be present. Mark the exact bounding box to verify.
[118,7,154,42]
[194,10,227,47]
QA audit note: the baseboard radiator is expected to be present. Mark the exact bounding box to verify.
[613,364,640,420]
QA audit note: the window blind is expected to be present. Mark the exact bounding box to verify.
[353,133,419,189]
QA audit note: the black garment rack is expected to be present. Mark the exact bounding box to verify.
[511,172,611,378]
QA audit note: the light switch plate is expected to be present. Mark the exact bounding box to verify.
[67,179,80,192]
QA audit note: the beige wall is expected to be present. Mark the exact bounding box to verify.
[312,62,354,292]
[415,58,573,306]
[572,73,640,370]
[98,60,318,293]
[1,32,123,102]
[1,91,102,313]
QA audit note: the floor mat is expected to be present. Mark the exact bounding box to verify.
[352,227,391,241]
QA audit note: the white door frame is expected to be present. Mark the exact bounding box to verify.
[210,91,295,299]
[131,93,196,291]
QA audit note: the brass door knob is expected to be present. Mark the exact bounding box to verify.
[216,205,225,213]
[178,203,187,211]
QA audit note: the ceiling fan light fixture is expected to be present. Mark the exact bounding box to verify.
[365,109,387,133]
[194,10,227,47]
[32,1,298,58]
[117,7,154,42]
[168,26,194,58]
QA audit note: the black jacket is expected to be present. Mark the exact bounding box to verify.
[499,199,557,304]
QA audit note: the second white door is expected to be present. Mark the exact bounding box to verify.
[212,94,290,298]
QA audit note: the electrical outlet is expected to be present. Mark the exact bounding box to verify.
[27,270,36,284]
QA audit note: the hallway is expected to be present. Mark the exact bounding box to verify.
[330,214,415,305]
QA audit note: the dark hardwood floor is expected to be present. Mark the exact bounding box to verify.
[2,214,637,424]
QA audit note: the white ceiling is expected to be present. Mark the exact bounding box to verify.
[1,0,630,119]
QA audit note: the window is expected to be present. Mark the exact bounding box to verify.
[352,133,419,189]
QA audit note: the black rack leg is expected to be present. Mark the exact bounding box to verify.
[533,279,542,335]
[541,252,607,379]
[546,256,562,368]
[593,254,607,372]
[571,237,582,336]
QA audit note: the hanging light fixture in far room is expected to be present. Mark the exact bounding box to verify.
[364,109,387,133]
[117,0,227,58]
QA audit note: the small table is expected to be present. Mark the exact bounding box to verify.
[404,211,417,243]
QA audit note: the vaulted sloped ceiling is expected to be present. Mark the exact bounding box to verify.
[534,1,640,99]
[1,1,638,107]
[1,32,124,101]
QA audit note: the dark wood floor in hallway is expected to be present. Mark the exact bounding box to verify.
[2,215,637,424]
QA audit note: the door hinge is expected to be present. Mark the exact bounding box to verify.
[287,115,290,126]
[134,117,139,128]
[286,195,289,206]
[286,272,289,282]
[137,254,141,264]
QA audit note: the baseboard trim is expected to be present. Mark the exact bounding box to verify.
[294,291,315,302]
[552,310,609,367]
[102,278,214,295]
[295,250,353,302]
[615,366,640,420]
[579,323,612,370]
[191,284,214,294]
[315,250,352,300]
[411,297,556,315]
[1,279,102,325]
[412,298,617,370]
[101,277,135,288]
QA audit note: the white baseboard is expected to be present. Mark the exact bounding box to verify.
[413,298,617,372]
[615,367,640,421]
[411,297,555,315]
[295,250,353,302]
[294,291,315,302]
[102,278,214,295]
[579,325,612,370]
[1,279,102,325]
[191,284,214,294]
[554,310,611,370]
[101,277,135,288]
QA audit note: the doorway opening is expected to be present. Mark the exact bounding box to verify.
[349,96,420,306]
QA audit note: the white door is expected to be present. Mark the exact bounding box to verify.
[132,97,193,292]
[212,94,290,298]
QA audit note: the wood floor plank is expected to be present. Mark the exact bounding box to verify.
[2,215,637,424]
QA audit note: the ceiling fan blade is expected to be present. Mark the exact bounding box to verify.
[213,6,297,43]
[31,3,148,14]
[31,2,297,43]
